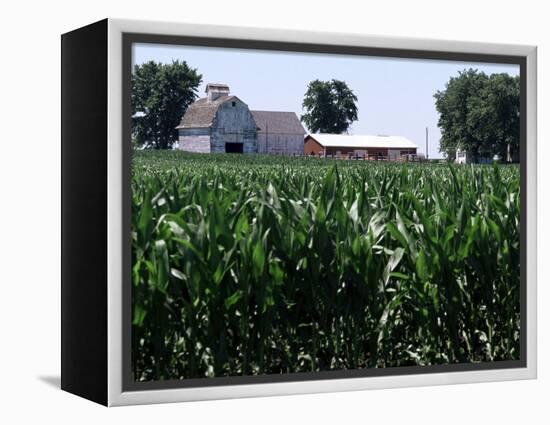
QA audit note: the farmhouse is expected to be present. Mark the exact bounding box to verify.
[304,134,418,160]
[455,149,515,164]
[455,149,490,164]
[177,84,305,155]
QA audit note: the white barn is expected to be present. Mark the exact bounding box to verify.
[177,84,305,155]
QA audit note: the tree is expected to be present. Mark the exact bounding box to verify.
[132,60,202,149]
[467,73,520,162]
[434,69,520,162]
[434,69,488,160]
[301,79,358,133]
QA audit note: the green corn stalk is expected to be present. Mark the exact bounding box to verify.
[131,150,520,381]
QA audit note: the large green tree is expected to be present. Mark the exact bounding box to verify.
[434,69,520,162]
[301,79,358,133]
[467,73,520,162]
[434,69,488,160]
[132,60,202,149]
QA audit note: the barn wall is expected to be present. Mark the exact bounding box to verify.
[324,146,389,156]
[324,147,417,157]
[211,100,257,153]
[178,128,211,153]
[258,133,304,155]
[304,137,324,155]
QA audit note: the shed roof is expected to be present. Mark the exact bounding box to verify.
[176,95,238,129]
[306,134,417,149]
[251,111,306,135]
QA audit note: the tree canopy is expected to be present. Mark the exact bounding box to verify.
[132,60,202,149]
[434,69,520,162]
[301,79,358,134]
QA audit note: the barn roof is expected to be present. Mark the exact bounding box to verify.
[177,97,306,134]
[206,83,230,91]
[251,111,306,135]
[176,95,239,129]
[306,134,417,149]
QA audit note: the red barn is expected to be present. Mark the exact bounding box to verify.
[304,134,418,160]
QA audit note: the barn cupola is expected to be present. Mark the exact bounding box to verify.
[206,83,230,102]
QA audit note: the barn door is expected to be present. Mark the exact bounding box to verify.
[225,143,243,153]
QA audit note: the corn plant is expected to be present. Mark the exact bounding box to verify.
[131,151,520,381]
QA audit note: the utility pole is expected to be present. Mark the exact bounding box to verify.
[425,127,429,160]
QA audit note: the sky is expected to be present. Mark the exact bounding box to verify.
[133,43,519,159]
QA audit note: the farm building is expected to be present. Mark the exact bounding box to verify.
[304,134,418,159]
[455,149,483,164]
[177,84,305,155]
[252,111,305,155]
[455,148,516,164]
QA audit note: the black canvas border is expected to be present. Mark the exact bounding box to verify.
[61,19,109,405]
[121,32,528,392]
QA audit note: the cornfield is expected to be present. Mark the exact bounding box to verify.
[131,151,520,382]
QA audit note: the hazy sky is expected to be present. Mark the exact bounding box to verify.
[133,43,519,159]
